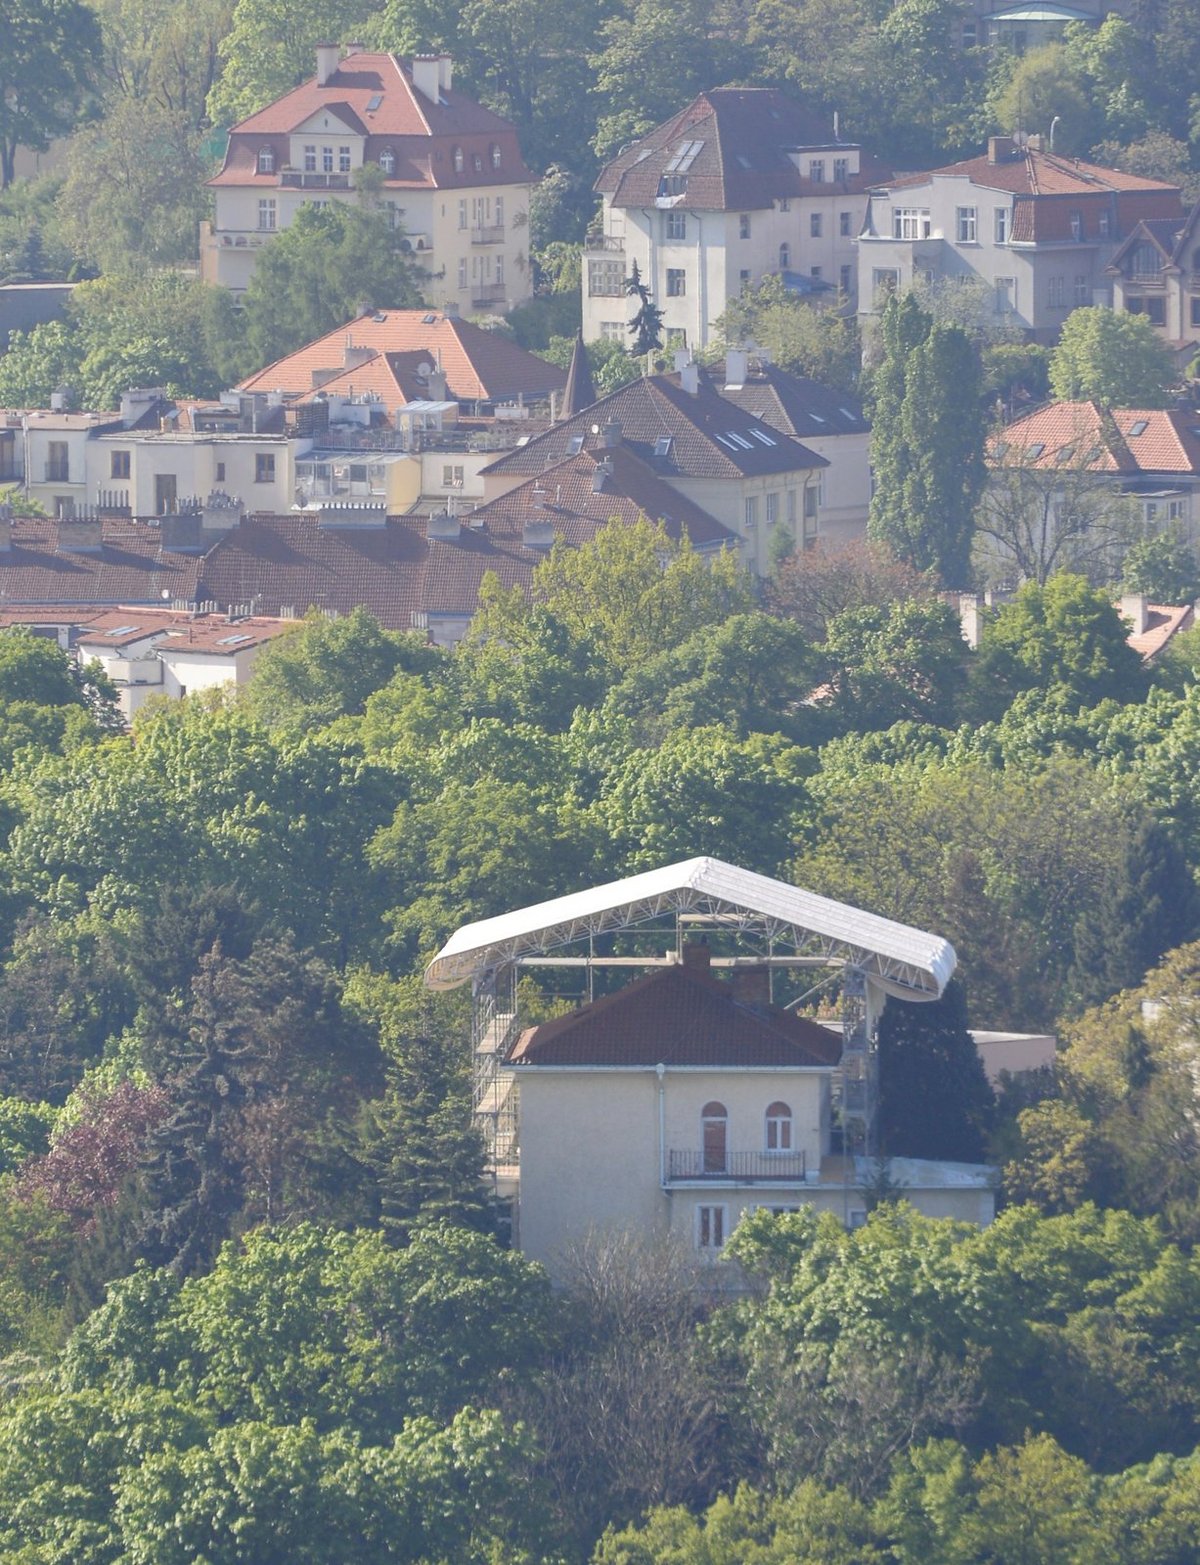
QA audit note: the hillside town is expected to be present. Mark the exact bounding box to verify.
[2,3,1200,1560]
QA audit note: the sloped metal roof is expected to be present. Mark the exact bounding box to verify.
[424,856,956,1000]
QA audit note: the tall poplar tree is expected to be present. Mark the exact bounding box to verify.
[868,294,985,587]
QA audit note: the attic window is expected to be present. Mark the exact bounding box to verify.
[491,143,502,168]
[568,434,585,454]
[217,634,253,645]
[838,407,856,421]
[453,145,464,173]
[1026,441,1045,458]
[736,154,752,169]
[366,93,383,111]
[379,147,395,174]
[257,146,275,174]
[654,436,673,458]
[715,434,738,449]
[664,139,703,173]
[728,432,754,450]
[1128,419,1149,436]
[106,625,139,636]
[751,428,777,446]
[422,313,438,323]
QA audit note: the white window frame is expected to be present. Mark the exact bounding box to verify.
[338,145,351,173]
[995,207,1009,244]
[893,208,930,240]
[810,212,822,238]
[322,145,334,173]
[809,159,825,182]
[303,145,316,172]
[379,148,395,175]
[1075,274,1091,305]
[956,206,978,243]
[665,209,686,241]
[833,157,849,182]
[257,198,277,231]
[666,268,687,297]
[696,1204,728,1251]
[765,1101,792,1150]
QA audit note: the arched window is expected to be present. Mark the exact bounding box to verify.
[765,1101,792,1152]
[453,145,464,173]
[257,146,275,174]
[779,242,790,270]
[473,152,483,172]
[701,1101,727,1173]
[491,143,502,168]
[379,147,396,175]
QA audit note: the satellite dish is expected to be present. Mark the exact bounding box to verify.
[161,589,171,600]
[591,423,601,435]
[416,361,434,378]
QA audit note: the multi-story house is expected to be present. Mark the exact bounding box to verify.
[202,47,536,314]
[1106,202,1200,364]
[583,89,886,353]
[858,138,1182,341]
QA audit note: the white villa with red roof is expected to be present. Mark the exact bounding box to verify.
[203,46,536,313]
[858,137,1182,341]
[583,88,887,352]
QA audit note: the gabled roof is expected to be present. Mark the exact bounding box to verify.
[713,359,869,439]
[482,371,827,481]
[509,959,841,1069]
[209,52,535,190]
[425,855,957,998]
[466,444,736,550]
[239,311,567,405]
[1107,202,1200,273]
[0,518,204,606]
[597,88,887,211]
[995,401,1200,475]
[560,331,596,420]
[1124,602,1194,662]
[888,147,1180,198]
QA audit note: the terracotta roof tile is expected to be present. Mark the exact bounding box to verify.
[483,371,827,481]
[996,402,1200,475]
[509,961,841,1067]
[0,517,204,606]
[239,310,567,404]
[889,147,1180,197]
[75,609,294,654]
[597,88,887,211]
[1124,602,1194,661]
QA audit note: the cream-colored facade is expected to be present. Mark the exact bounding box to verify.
[88,431,294,515]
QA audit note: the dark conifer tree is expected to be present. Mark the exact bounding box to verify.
[876,978,993,1162]
[625,259,664,356]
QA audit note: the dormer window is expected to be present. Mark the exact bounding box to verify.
[491,143,501,168]
[257,146,275,174]
[379,147,395,175]
[453,145,464,173]
[473,152,483,172]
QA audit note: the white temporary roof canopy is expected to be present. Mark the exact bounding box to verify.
[424,856,956,1001]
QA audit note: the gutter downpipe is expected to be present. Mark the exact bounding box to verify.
[656,1062,667,1187]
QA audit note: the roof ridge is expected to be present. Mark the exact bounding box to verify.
[393,54,432,137]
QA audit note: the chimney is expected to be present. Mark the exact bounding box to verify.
[426,367,448,402]
[673,350,691,373]
[343,339,375,371]
[316,43,339,86]
[601,417,622,448]
[119,387,163,428]
[1120,592,1151,635]
[681,940,711,972]
[438,54,454,92]
[956,592,985,649]
[161,511,204,553]
[680,361,700,396]
[343,40,365,56]
[426,510,463,540]
[988,135,1017,164]
[724,349,749,389]
[730,964,771,1007]
[56,514,103,555]
[523,518,555,551]
[411,55,441,103]
[200,491,244,538]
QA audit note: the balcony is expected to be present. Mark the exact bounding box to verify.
[1127,272,1166,287]
[279,171,351,190]
[472,282,508,306]
[470,224,505,245]
[43,462,70,483]
[584,231,625,253]
[666,1149,807,1183]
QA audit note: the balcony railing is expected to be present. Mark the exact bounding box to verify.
[584,232,625,253]
[666,1149,807,1182]
[43,463,70,483]
[471,224,505,245]
[279,171,352,189]
[472,282,508,305]
[1127,272,1166,286]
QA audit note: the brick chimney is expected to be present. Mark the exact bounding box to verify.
[1120,592,1151,635]
[681,940,711,972]
[729,964,771,1006]
[988,136,1017,164]
[56,514,103,555]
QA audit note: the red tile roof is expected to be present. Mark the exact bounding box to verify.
[483,371,827,481]
[1124,602,1194,661]
[468,445,736,550]
[889,147,1179,197]
[0,517,204,606]
[712,359,869,440]
[209,52,534,191]
[995,402,1200,475]
[509,961,841,1068]
[597,88,888,211]
[75,609,294,655]
[239,311,567,405]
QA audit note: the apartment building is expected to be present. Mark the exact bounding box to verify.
[203,47,536,314]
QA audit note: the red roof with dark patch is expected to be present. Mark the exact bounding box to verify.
[509,960,841,1068]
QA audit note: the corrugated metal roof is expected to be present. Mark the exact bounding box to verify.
[424,856,956,999]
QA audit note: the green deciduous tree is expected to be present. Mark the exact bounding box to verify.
[241,203,424,369]
[716,277,861,393]
[1049,307,1176,407]
[207,0,374,126]
[868,293,984,586]
[0,0,102,189]
[821,598,968,732]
